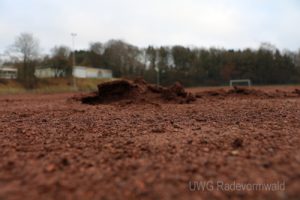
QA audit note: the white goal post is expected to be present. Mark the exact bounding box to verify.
[230,79,252,87]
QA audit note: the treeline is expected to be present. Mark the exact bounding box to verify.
[70,41,300,86]
[4,33,300,87]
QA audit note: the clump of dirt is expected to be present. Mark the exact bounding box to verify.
[161,82,191,100]
[195,89,227,98]
[195,87,264,98]
[80,80,139,104]
[195,86,300,99]
[79,79,196,105]
[227,86,267,97]
[97,80,139,101]
[229,86,254,95]
[293,89,300,95]
[232,138,244,149]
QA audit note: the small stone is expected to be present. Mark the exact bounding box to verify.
[152,127,165,133]
[203,147,209,152]
[45,164,56,172]
[231,150,239,156]
[187,139,193,144]
[172,124,181,129]
[268,148,274,153]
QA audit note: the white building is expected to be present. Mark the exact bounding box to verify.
[0,66,18,79]
[35,67,66,78]
[73,66,112,79]
[34,66,113,79]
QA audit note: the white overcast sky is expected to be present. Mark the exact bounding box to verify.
[0,0,300,54]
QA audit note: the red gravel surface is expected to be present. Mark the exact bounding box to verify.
[0,86,300,199]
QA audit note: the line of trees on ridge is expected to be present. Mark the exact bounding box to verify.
[2,33,300,88]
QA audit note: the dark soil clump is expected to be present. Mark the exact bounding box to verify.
[293,89,300,95]
[79,79,195,105]
[195,86,300,99]
[227,86,267,97]
[196,89,227,98]
[98,80,136,97]
[232,138,244,148]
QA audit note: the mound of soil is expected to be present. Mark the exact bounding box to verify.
[196,86,300,99]
[195,89,227,98]
[195,86,263,98]
[80,79,196,105]
[227,86,267,97]
[293,89,300,95]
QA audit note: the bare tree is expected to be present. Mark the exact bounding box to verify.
[90,42,104,55]
[14,33,39,61]
[9,33,40,87]
[50,45,72,77]
[52,45,70,58]
[103,40,143,77]
[88,42,105,67]
[259,42,277,54]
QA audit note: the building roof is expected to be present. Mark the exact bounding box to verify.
[0,66,18,72]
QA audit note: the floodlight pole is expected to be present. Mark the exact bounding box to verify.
[155,67,160,85]
[157,70,160,85]
[71,33,77,90]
